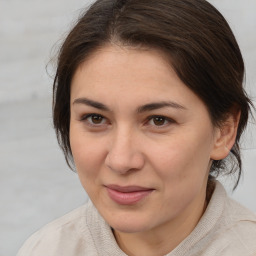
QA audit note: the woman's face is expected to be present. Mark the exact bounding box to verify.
[70,45,221,234]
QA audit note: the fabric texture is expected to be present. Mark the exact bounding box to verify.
[17,182,256,256]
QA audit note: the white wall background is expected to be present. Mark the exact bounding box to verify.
[0,0,255,255]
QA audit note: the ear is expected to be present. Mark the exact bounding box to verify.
[210,109,241,160]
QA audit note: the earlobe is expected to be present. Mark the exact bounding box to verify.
[210,110,241,160]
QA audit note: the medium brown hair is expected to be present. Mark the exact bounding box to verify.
[53,0,253,188]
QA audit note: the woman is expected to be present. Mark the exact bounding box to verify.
[18,0,256,255]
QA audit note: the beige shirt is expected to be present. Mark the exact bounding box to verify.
[18,182,256,256]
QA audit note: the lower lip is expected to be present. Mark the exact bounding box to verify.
[106,188,153,205]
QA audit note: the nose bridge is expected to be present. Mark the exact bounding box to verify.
[105,125,144,174]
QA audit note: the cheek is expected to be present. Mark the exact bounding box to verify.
[147,130,213,182]
[70,135,107,201]
[70,128,106,180]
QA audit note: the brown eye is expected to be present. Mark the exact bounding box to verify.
[152,116,167,126]
[147,115,174,128]
[90,114,104,124]
[83,114,107,126]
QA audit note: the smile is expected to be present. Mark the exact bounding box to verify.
[105,185,154,205]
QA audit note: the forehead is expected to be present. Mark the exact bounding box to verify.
[70,44,207,113]
[72,45,179,93]
[77,45,172,75]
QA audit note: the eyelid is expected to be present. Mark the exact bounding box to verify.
[80,113,102,121]
[79,113,175,129]
[80,113,109,127]
[145,115,176,127]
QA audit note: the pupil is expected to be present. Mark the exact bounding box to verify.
[154,117,165,126]
[92,115,102,124]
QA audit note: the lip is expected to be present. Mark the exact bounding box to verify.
[105,185,154,205]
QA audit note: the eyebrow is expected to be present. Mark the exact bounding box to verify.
[137,101,187,113]
[73,98,110,111]
[73,97,186,112]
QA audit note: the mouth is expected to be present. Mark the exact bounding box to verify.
[105,184,155,205]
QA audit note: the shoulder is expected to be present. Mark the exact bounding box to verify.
[177,182,256,256]
[221,195,256,254]
[17,202,99,256]
[207,182,256,256]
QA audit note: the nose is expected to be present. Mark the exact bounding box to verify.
[105,129,145,174]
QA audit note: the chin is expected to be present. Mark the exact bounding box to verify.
[112,222,149,234]
[106,212,154,234]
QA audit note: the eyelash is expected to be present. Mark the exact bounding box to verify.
[80,113,175,129]
[145,115,175,128]
[80,113,108,127]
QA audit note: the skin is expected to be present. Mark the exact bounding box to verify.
[69,44,238,256]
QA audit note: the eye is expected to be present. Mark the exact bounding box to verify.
[82,113,108,126]
[147,115,174,127]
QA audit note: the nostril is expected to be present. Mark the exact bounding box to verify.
[105,153,131,174]
[105,151,145,174]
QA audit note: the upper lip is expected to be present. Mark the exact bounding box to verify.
[105,184,154,193]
